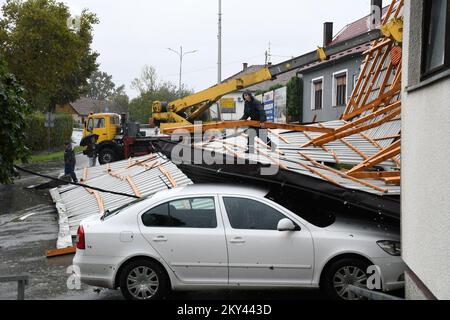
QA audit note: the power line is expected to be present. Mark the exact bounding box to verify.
[14,162,173,199]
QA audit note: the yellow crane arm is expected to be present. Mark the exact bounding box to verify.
[153,67,273,116]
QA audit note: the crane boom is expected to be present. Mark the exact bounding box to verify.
[152,29,382,130]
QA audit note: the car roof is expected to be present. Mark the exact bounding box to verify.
[152,184,269,200]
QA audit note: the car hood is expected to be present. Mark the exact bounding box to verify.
[322,217,400,240]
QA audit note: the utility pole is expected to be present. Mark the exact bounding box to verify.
[218,0,222,84]
[265,42,272,65]
[168,46,198,92]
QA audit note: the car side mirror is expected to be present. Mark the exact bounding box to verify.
[277,218,298,232]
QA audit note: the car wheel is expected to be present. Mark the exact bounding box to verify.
[119,259,169,301]
[98,148,117,165]
[321,258,370,300]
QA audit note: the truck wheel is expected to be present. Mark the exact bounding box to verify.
[98,148,117,165]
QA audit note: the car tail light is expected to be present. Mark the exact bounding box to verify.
[76,225,86,250]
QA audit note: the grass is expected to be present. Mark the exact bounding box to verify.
[23,146,86,164]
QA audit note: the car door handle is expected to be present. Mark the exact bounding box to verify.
[230,237,246,244]
[152,236,168,243]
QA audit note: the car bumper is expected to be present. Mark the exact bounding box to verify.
[73,250,121,289]
[371,257,406,292]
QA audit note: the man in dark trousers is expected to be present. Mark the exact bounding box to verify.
[64,141,78,183]
[240,90,271,153]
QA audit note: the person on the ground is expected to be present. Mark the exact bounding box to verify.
[87,136,97,167]
[240,90,271,152]
[64,141,78,183]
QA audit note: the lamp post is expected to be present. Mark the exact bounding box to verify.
[167,46,198,92]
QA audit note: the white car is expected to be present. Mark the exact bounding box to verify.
[73,184,405,300]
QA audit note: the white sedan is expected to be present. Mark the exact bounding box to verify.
[73,184,405,300]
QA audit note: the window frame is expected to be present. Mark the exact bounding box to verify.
[140,196,219,229]
[94,117,106,129]
[332,69,348,108]
[311,76,324,111]
[87,118,94,132]
[421,0,450,80]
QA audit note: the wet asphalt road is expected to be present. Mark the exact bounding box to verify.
[0,155,326,301]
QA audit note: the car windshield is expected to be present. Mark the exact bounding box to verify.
[102,196,151,220]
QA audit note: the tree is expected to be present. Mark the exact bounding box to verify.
[286,76,302,123]
[110,84,130,114]
[0,58,31,184]
[0,0,99,112]
[131,65,158,95]
[129,65,192,123]
[83,70,116,100]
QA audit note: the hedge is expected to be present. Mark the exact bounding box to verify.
[25,113,74,152]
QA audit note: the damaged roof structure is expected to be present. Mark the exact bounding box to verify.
[50,154,193,250]
[157,0,404,219]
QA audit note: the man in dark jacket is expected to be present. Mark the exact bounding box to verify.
[240,90,271,153]
[64,141,78,183]
[240,90,267,122]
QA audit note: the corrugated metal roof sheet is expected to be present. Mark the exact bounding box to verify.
[50,154,193,249]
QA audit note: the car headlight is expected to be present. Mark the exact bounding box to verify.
[377,240,401,256]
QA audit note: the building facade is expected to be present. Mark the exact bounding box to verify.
[56,97,126,125]
[301,56,364,123]
[402,0,450,300]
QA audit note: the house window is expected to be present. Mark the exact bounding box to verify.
[333,70,348,107]
[422,0,450,79]
[311,77,323,110]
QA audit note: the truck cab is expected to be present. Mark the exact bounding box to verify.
[83,113,121,144]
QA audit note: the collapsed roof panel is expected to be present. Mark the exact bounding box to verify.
[155,0,403,217]
[50,154,193,249]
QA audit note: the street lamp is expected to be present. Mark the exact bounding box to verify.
[167,46,198,91]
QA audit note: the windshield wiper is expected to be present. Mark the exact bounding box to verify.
[102,210,110,220]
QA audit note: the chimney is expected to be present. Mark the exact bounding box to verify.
[370,0,382,30]
[243,63,248,70]
[323,22,333,47]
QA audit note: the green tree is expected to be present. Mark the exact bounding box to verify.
[286,76,303,123]
[84,70,116,100]
[0,0,99,112]
[129,65,192,123]
[0,58,31,184]
[110,84,130,114]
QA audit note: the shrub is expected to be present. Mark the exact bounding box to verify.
[25,113,74,152]
[0,58,31,183]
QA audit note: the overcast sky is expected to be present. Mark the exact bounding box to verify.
[1,0,374,98]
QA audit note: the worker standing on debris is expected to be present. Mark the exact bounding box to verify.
[240,90,271,153]
[64,141,78,183]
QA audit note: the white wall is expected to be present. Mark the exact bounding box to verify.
[220,92,245,121]
[402,0,450,300]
